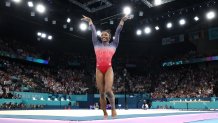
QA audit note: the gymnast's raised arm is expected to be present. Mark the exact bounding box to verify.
[112,16,131,47]
[81,15,98,45]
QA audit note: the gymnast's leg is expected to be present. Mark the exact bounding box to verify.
[96,68,108,119]
[104,67,117,118]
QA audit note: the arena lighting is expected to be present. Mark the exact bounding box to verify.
[27,1,34,7]
[110,20,114,25]
[63,24,67,29]
[70,27,73,31]
[36,3,46,14]
[155,26,160,30]
[52,20,56,25]
[48,35,53,40]
[179,19,186,26]
[44,17,48,22]
[30,11,35,16]
[136,29,142,36]
[194,16,199,21]
[154,0,162,6]
[6,1,11,7]
[67,18,71,23]
[144,27,151,34]
[167,22,172,29]
[41,33,47,38]
[12,0,21,4]
[123,6,132,15]
[142,0,175,8]
[97,30,101,36]
[113,36,115,40]
[37,32,42,36]
[80,22,88,31]
[206,10,216,20]
[139,11,143,16]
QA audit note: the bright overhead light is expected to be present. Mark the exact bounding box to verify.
[123,6,132,15]
[13,0,21,3]
[37,32,42,36]
[36,4,46,14]
[67,18,71,23]
[206,11,216,20]
[194,16,199,21]
[80,22,88,31]
[154,0,162,6]
[144,27,151,34]
[27,1,34,7]
[41,33,46,38]
[136,29,142,36]
[97,30,101,36]
[179,19,186,25]
[48,35,53,40]
[113,36,115,40]
[167,22,172,28]
[155,26,160,30]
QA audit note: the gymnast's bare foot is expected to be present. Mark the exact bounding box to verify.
[112,109,117,119]
[103,114,108,120]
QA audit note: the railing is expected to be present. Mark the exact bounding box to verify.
[151,97,218,109]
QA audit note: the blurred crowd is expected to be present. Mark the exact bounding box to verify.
[0,38,49,59]
[0,58,89,95]
[151,65,217,99]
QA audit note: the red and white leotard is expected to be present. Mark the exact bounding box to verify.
[90,24,123,74]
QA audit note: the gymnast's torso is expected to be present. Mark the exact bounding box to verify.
[90,24,122,73]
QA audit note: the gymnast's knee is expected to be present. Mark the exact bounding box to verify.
[100,93,106,99]
[105,91,114,99]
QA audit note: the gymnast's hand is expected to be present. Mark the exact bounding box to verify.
[81,15,92,23]
[119,15,132,26]
[121,15,132,22]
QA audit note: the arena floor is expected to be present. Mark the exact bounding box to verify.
[0,109,218,123]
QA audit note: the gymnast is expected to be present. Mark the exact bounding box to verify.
[81,15,130,119]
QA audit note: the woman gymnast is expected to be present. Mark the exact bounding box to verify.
[81,15,130,119]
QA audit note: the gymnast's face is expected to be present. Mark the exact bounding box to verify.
[101,31,110,42]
